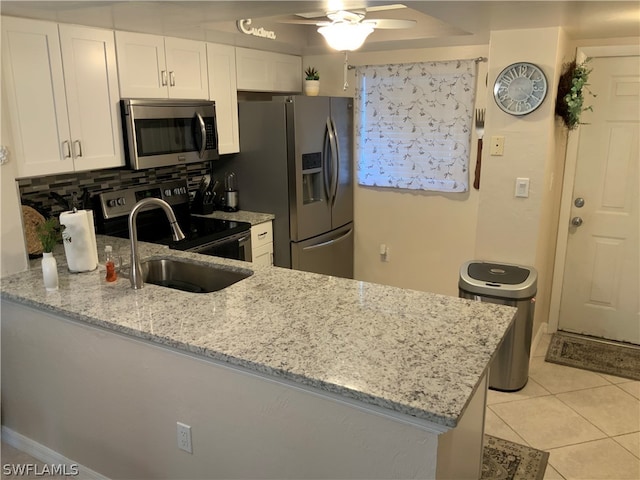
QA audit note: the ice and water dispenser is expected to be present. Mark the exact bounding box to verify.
[302,152,323,204]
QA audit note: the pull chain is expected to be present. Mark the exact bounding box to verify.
[343,52,349,91]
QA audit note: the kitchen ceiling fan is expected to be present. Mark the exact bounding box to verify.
[281,6,416,51]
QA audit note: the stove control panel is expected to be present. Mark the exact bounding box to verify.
[99,180,190,219]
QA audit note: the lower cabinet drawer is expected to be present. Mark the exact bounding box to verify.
[251,221,273,249]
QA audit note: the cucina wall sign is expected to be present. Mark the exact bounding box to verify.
[237,19,277,40]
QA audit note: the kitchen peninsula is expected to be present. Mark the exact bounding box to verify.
[1,236,516,479]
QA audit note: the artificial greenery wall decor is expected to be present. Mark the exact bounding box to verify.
[555,58,595,130]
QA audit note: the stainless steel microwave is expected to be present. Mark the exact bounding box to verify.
[121,99,219,170]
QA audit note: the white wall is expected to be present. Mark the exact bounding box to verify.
[304,45,489,296]
[0,79,28,276]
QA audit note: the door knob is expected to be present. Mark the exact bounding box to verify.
[574,197,585,208]
[571,216,583,227]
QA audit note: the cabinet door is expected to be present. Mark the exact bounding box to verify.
[252,243,274,267]
[207,43,239,154]
[1,17,74,177]
[115,31,168,98]
[235,47,271,91]
[251,222,273,266]
[59,25,123,171]
[165,37,208,99]
[272,54,302,92]
[235,48,301,93]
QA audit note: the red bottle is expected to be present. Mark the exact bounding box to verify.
[105,245,117,282]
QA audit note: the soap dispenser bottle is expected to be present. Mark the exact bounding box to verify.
[105,245,117,282]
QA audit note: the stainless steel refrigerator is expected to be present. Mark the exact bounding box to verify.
[235,96,354,278]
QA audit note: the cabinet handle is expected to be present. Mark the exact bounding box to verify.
[62,140,71,159]
[169,71,176,87]
[161,70,168,86]
[74,140,83,158]
[258,232,268,239]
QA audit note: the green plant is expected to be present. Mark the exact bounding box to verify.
[304,66,319,81]
[36,218,63,253]
[555,58,596,130]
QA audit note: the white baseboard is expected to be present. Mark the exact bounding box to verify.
[1,426,110,480]
[530,322,549,364]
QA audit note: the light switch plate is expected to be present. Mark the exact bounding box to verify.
[490,136,505,156]
[515,178,530,198]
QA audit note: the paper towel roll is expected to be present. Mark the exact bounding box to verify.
[60,210,99,273]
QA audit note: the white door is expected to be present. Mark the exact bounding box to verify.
[207,43,239,154]
[59,25,123,171]
[164,37,208,99]
[558,55,639,344]
[115,31,168,98]
[1,17,74,177]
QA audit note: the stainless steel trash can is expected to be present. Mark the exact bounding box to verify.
[459,261,537,392]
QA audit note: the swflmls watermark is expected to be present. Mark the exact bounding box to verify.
[2,463,79,476]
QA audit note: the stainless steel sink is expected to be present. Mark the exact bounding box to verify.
[132,257,253,293]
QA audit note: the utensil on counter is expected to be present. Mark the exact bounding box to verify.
[473,108,485,190]
[50,192,70,211]
[224,172,239,212]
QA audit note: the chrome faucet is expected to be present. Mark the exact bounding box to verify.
[128,197,185,290]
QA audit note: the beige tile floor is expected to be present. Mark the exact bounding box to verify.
[485,333,640,480]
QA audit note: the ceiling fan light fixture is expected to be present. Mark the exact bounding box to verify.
[317,22,373,51]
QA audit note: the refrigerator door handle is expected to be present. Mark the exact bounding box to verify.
[323,119,332,202]
[302,228,353,251]
[329,117,340,204]
[326,117,339,205]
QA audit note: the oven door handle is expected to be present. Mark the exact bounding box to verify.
[186,232,251,254]
[196,112,207,159]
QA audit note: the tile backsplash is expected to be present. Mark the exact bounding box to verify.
[18,162,210,218]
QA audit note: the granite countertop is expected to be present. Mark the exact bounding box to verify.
[1,235,516,429]
[193,209,275,225]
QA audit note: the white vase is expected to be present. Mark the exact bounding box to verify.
[304,80,320,96]
[41,252,59,291]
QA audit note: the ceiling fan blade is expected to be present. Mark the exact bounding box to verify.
[293,10,331,19]
[363,18,416,29]
[276,15,325,25]
[364,4,408,13]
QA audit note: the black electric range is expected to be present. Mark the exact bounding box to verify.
[95,180,252,260]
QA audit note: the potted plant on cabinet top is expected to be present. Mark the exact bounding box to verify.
[36,217,63,291]
[304,66,320,96]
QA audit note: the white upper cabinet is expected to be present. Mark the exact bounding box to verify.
[116,31,208,99]
[235,47,302,93]
[207,43,239,155]
[2,17,123,177]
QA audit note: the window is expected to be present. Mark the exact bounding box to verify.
[355,60,476,192]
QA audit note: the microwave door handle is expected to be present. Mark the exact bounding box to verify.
[196,112,207,159]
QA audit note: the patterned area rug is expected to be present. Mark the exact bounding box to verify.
[545,332,640,381]
[482,435,549,480]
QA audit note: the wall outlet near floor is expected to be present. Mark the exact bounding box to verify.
[177,422,193,454]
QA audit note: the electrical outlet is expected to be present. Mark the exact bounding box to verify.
[177,422,192,454]
[490,136,505,156]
